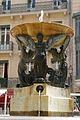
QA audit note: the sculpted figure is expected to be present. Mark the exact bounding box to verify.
[34,33,47,80]
[48,36,70,63]
[16,35,35,87]
[15,33,70,87]
[18,47,35,87]
[46,35,70,87]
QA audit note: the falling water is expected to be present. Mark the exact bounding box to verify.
[38,90,41,116]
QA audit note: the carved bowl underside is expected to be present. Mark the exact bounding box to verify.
[10,22,74,47]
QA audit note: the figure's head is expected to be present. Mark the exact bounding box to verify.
[37,33,43,43]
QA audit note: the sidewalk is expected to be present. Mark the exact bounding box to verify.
[0,116,80,120]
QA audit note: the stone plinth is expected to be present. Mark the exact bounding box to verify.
[10,83,74,116]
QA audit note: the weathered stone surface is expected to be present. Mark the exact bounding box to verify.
[10,83,74,116]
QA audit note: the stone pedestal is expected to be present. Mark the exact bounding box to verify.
[10,83,74,116]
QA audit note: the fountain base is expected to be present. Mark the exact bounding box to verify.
[10,83,74,116]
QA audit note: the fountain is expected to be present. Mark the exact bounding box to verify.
[10,21,74,116]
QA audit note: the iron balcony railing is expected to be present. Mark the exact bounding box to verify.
[0,1,68,14]
[0,41,13,52]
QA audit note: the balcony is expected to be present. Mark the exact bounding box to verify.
[0,41,13,53]
[0,1,68,14]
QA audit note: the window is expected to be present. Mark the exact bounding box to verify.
[6,27,10,44]
[27,0,31,9]
[27,0,35,10]
[61,0,67,2]
[1,28,5,45]
[2,0,11,11]
[51,20,62,24]
[0,64,4,78]
[76,20,80,36]
[78,22,80,35]
[76,50,78,77]
[32,0,35,8]
[0,61,8,88]
[76,50,80,79]
[75,19,80,79]
[0,25,10,47]
[55,0,61,6]
[53,0,62,9]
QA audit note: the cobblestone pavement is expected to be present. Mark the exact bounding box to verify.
[0,115,80,120]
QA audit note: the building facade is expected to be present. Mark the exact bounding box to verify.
[0,0,79,94]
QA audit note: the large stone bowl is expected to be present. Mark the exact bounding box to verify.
[10,22,74,47]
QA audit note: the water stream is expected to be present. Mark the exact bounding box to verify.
[38,90,41,116]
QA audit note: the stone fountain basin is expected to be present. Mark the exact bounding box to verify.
[10,22,74,47]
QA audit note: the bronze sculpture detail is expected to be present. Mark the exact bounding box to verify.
[10,22,74,88]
